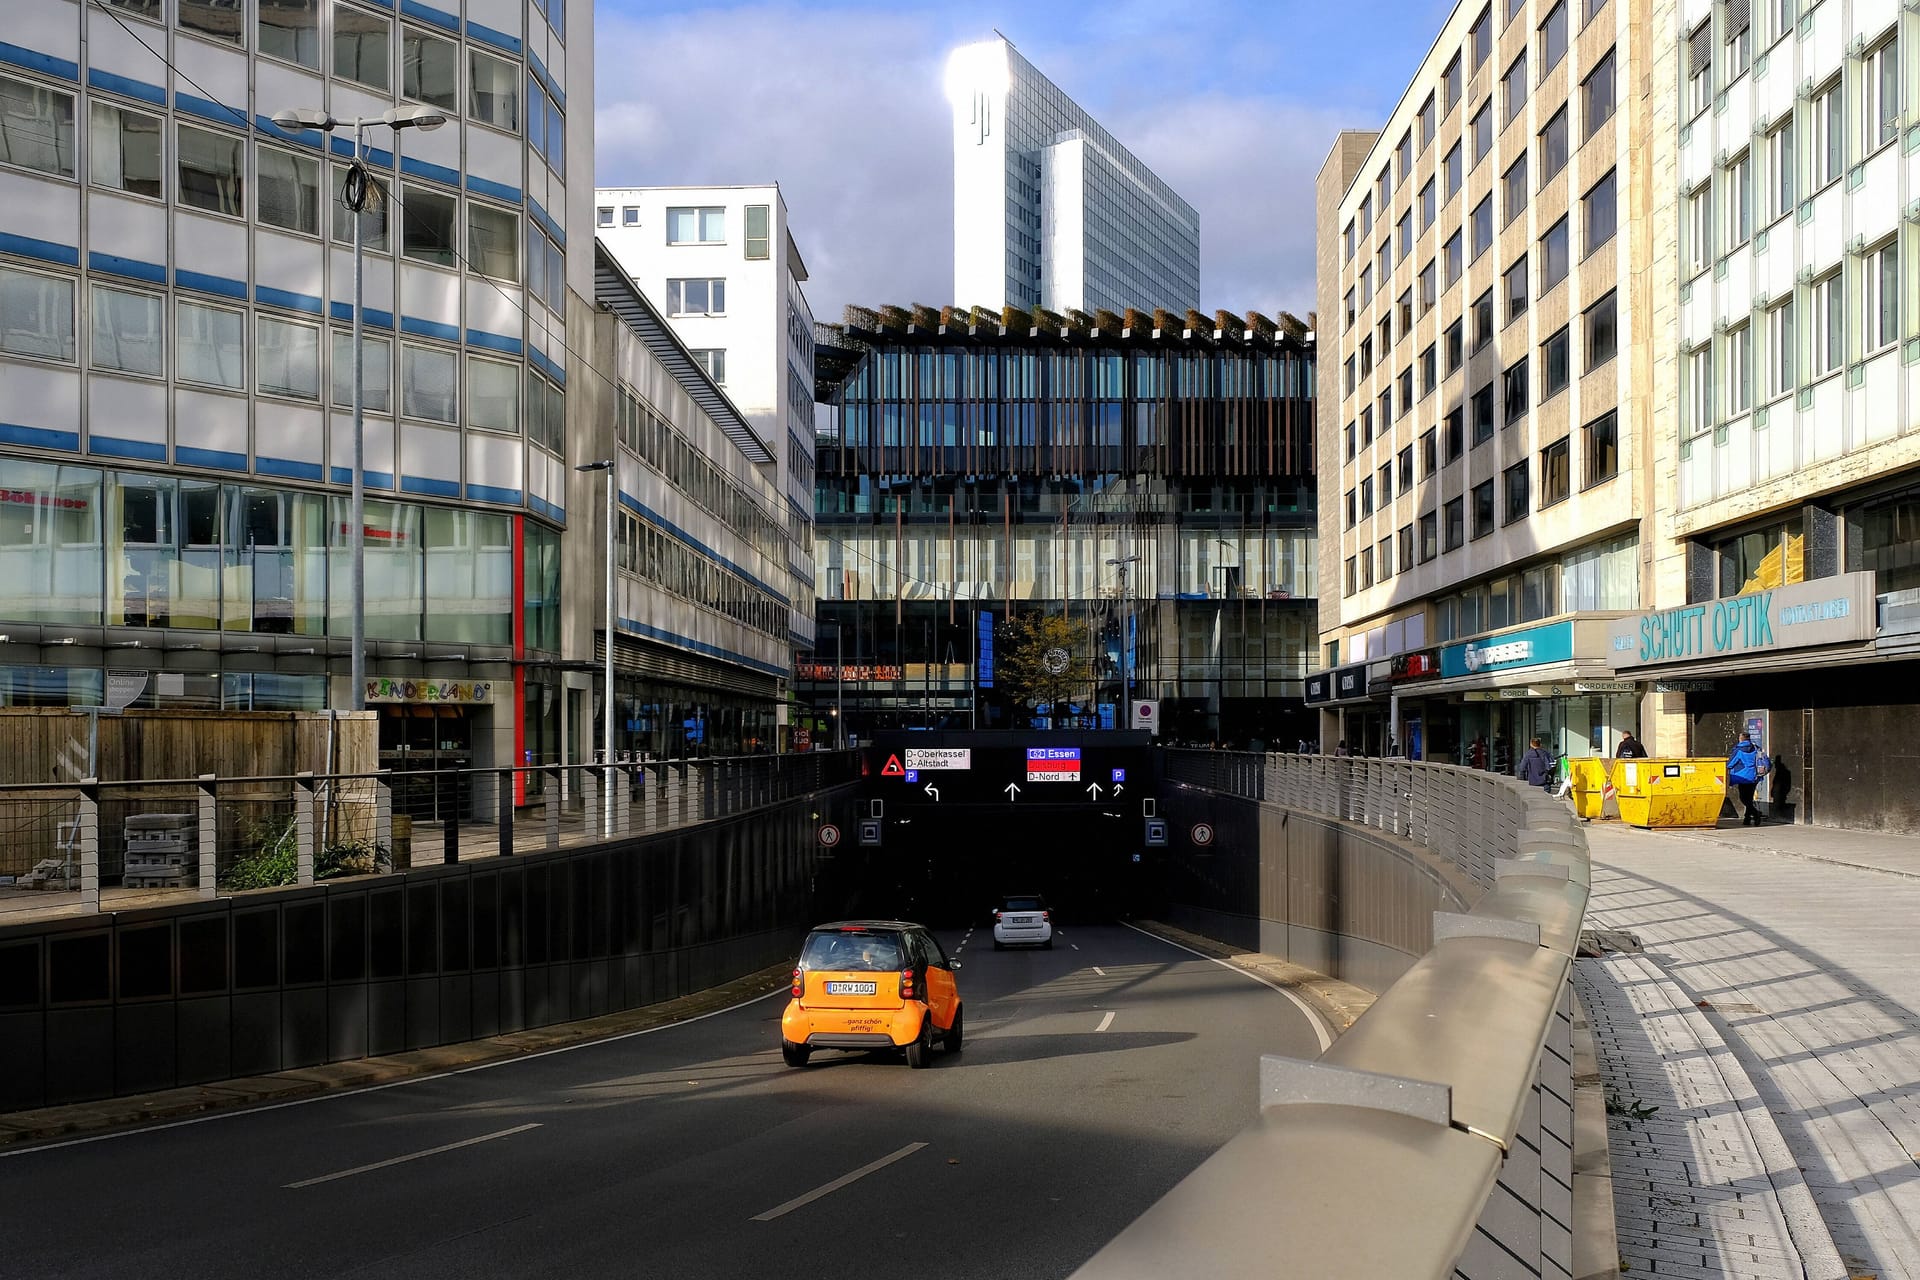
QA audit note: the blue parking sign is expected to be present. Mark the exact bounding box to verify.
[1111,768,1127,783]
[905,769,919,783]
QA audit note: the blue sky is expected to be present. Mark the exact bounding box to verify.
[593,0,1455,322]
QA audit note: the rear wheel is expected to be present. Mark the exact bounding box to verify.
[781,1040,811,1068]
[993,938,1004,951]
[942,1006,963,1054]
[1042,937,1054,950]
[905,1014,933,1069]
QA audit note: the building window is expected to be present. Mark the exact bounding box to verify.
[468,203,519,281]
[1445,142,1462,198]
[1344,489,1356,528]
[1686,21,1712,116]
[1812,270,1843,376]
[692,348,727,383]
[1541,326,1570,399]
[1472,101,1493,166]
[256,314,321,400]
[1444,231,1463,286]
[1727,321,1753,414]
[1360,336,1374,376]
[1812,78,1843,188]
[1379,536,1395,581]
[176,123,244,217]
[1344,422,1356,460]
[179,0,242,45]
[1397,129,1414,181]
[176,298,244,388]
[1505,259,1528,324]
[334,4,390,91]
[1504,460,1530,523]
[1685,184,1712,276]
[1539,2,1567,75]
[1446,407,1466,459]
[1471,480,1495,540]
[1399,445,1415,490]
[597,206,614,228]
[1766,299,1794,396]
[1445,320,1464,372]
[1469,197,1491,262]
[1444,497,1465,551]
[401,185,457,266]
[1539,216,1570,292]
[90,283,163,376]
[1502,358,1529,425]
[1377,164,1392,207]
[330,162,388,251]
[668,206,725,244]
[469,50,521,131]
[0,267,75,362]
[1864,38,1898,154]
[1419,262,1436,314]
[1504,153,1528,226]
[1538,107,1568,185]
[259,0,320,68]
[1379,239,1393,283]
[1422,428,1438,476]
[88,101,162,199]
[1687,344,1714,433]
[1444,53,1463,115]
[1503,51,1528,126]
[1724,151,1751,248]
[1584,169,1617,257]
[668,277,726,317]
[1421,343,1437,395]
[1725,0,1752,77]
[1399,212,1413,260]
[1471,382,1495,444]
[1585,290,1617,369]
[401,342,458,422]
[1540,437,1571,506]
[256,143,320,236]
[1399,365,1414,411]
[1473,5,1492,64]
[1421,510,1439,560]
[1398,290,1414,336]
[1584,48,1616,139]
[1379,462,1394,505]
[623,206,639,226]
[1584,410,1619,486]
[1473,289,1495,351]
[746,204,771,259]
[1867,240,1899,353]
[1767,122,1794,220]
[1420,93,1436,148]
[468,355,521,432]
[1361,546,1375,590]
[1360,194,1372,235]
[401,26,459,112]
[1421,179,1436,229]
[330,330,392,411]
[1399,524,1416,572]
[1345,557,1357,596]
[1344,219,1356,260]
[1360,476,1374,517]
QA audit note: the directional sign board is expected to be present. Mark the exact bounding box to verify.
[904,748,972,771]
[1026,747,1081,782]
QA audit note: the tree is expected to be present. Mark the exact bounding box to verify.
[996,611,1093,723]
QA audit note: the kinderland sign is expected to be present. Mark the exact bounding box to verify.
[1606,572,1877,672]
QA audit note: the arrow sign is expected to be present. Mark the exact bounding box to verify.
[1003,782,1022,802]
[1085,782,1104,801]
[924,782,940,802]
[1113,784,1124,797]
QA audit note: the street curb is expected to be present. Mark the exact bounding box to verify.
[1646,827,1920,883]
[1127,919,1373,1037]
[0,962,794,1150]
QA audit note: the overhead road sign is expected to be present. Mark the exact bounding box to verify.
[904,749,972,771]
[1026,747,1082,782]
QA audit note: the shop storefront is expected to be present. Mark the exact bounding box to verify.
[1305,662,1387,753]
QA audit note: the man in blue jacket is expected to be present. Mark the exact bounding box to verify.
[1727,732,1769,826]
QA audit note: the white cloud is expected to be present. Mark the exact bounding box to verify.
[592,4,1358,321]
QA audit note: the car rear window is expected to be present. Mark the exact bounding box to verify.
[1003,897,1043,911]
[801,930,904,971]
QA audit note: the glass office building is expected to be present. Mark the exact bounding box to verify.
[946,36,1200,316]
[810,306,1317,747]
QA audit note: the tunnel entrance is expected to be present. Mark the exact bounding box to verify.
[817,732,1168,928]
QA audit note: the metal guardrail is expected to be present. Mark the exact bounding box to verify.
[0,752,861,919]
[1081,752,1588,1280]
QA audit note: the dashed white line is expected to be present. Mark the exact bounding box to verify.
[284,1123,541,1189]
[1092,966,1107,976]
[1070,943,1080,951]
[1095,1011,1116,1033]
[751,1142,928,1221]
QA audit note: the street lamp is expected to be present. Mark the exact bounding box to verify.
[1106,554,1140,729]
[575,458,616,836]
[270,105,446,712]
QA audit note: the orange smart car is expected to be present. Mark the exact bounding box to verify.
[781,921,963,1069]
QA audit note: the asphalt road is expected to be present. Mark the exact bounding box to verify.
[0,923,1324,1279]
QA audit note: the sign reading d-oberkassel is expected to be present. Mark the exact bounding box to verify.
[1606,572,1877,672]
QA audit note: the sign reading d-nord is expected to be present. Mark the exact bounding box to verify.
[1607,572,1877,672]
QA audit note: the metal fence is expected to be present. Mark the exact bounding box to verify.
[0,753,861,921]
[1080,751,1588,1280]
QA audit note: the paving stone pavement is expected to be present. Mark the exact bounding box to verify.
[1583,822,1920,1280]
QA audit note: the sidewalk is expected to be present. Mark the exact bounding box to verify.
[1580,819,1920,1279]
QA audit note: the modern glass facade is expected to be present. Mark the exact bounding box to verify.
[811,313,1316,746]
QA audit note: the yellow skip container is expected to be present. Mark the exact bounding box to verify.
[1569,757,1618,822]
[1613,759,1728,829]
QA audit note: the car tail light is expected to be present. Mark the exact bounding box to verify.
[1042,909,1051,922]
[791,967,803,999]
[993,909,1002,921]
[899,967,916,1000]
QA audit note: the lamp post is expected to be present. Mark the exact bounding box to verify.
[576,459,616,835]
[1106,554,1140,728]
[270,105,446,711]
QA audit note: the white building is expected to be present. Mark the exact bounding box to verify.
[943,34,1200,316]
[594,184,817,656]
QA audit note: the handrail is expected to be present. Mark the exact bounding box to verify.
[1075,752,1588,1280]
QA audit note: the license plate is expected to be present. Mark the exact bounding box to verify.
[1011,916,1035,925]
[825,980,876,995]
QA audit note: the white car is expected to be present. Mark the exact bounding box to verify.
[992,894,1053,949]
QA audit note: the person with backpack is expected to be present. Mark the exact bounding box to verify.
[1518,736,1555,789]
[1726,731,1770,826]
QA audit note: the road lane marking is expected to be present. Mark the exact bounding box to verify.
[1119,921,1334,1054]
[1070,944,1080,951]
[0,987,788,1161]
[284,1123,541,1189]
[1095,1011,1115,1032]
[1092,966,1106,976]
[751,1142,928,1222]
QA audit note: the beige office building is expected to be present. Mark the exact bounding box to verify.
[1313,0,1651,768]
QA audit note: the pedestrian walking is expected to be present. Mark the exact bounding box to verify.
[1727,731,1769,826]
[1616,729,1648,759]
[1518,736,1554,789]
